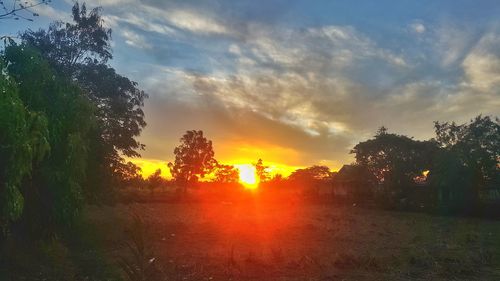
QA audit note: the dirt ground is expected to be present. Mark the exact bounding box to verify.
[85,199,500,280]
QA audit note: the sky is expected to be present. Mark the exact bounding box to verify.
[2,0,500,177]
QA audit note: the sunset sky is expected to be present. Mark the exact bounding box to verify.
[2,0,499,177]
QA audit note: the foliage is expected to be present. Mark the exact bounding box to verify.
[350,127,438,208]
[0,0,50,21]
[289,165,332,184]
[351,127,437,201]
[334,164,377,201]
[254,158,270,182]
[434,115,499,187]
[146,169,163,193]
[0,58,49,234]
[20,2,112,71]
[20,1,147,198]
[168,130,217,192]
[427,150,474,210]
[213,164,240,183]
[431,115,500,210]
[4,45,96,236]
[117,161,144,187]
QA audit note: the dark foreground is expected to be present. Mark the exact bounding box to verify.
[85,201,500,281]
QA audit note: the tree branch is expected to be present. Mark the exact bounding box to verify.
[0,0,51,21]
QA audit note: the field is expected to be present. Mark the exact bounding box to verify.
[85,198,500,281]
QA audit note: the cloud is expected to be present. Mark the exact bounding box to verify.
[74,1,499,170]
[164,9,229,35]
[104,13,176,35]
[32,4,70,21]
[433,23,481,68]
[121,29,152,49]
[138,88,352,169]
[93,1,232,36]
[410,22,426,34]
[462,32,500,90]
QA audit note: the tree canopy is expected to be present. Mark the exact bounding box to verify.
[352,128,437,185]
[0,2,147,236]
[1,45,96,236]
[0,56,50,234]
[430,115,500,209]
[288,165,332,184]
[351,127,438,202]
[168,130,217,191]
[19,2,147,198]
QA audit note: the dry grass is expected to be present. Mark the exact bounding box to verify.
[85,200,500,280]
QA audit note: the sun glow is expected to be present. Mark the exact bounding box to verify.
[236,164,258,189]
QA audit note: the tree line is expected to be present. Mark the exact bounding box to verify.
[348,116,499,213]
[154,116,499,215]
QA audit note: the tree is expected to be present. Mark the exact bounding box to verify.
[213,164,239,183]
[146,169,163,193]
[269,173,284,183]
[0,0,50,21]
[254,159,270,183]
[20,2,147,198]
[431,115,500,209]
[351,127,437,203]
[0,57,49,234]
[3,45,96,236]
[168,130,217,193]
[288,165,332,184]
[20,2,112,72]
[333,164,377,201]
[115,161,143,188]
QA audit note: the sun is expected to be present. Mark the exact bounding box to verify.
[236,164,258,189]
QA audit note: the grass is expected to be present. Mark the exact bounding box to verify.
[83,200,500,281]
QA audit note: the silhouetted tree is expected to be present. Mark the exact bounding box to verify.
[430,115,500,210]
[269,173,284,183]
[147,169,163,193]
[351,127,437,205]
[288,165,332,183]
[288,165,332,197]
[213,164,239,183]
[168,130,217,193]
[115,161,143,188]
[254,158,270,182]
[20,2,112,71]
[333,164,377,201]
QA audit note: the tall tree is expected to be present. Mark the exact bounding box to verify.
[0,57,49,234]
[20,2,112,71]
[20,2,147,197]
[4,46,96,236]
[168,130,217,193]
